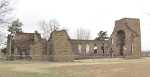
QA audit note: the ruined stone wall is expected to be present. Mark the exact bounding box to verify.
[49,30,74,62]
[71,40,111,59]
[111,18,141,58]
[30,34,48,61]
[6,18,141,61]
[30,42,42,60]
[47,39,53,61]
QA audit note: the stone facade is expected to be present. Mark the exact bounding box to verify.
[6,18,141,61]
[111,18,141,58]
[48,30,74,61]
[71,40,111,59]
[7,32,47,60]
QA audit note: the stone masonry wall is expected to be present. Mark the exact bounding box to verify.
[111,18,141,58]
[49,30,74,62]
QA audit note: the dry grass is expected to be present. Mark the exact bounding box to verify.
[0,57,150,77]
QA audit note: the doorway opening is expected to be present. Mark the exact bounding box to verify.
[116,30,125,56]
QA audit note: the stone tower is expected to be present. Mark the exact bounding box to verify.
[50,30,74,61]
[111,18,141,58]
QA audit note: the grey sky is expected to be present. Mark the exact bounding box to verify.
[15,0,150,51]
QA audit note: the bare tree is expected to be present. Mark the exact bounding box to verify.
[0,31,5,47]
[76,28,90,40]
[0,0,12,24]
[0,0,13,48]
[37,19,60,40]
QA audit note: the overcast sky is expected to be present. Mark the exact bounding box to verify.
[15,0,150,51]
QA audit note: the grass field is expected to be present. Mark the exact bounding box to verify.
[0,57,150,77]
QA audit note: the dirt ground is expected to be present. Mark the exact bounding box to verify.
[0,57,150,77]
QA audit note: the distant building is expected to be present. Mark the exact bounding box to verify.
[141,52,150,57]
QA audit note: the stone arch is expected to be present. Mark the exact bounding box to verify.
[85,44,90,54]
[116,30,126,56]
[111,18,141,58]
[93,44,98,54]
[78,44,82,54]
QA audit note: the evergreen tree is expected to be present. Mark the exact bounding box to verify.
[95,31,108,41]
[8,19,23,34]
[95,31,108,54]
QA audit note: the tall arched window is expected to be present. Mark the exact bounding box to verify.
[86,44,90,54]
[78,44,82,54]
[116,30,125,56]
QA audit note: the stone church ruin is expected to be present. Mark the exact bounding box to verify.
[111,18,141,58]
[6,18,141,61]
